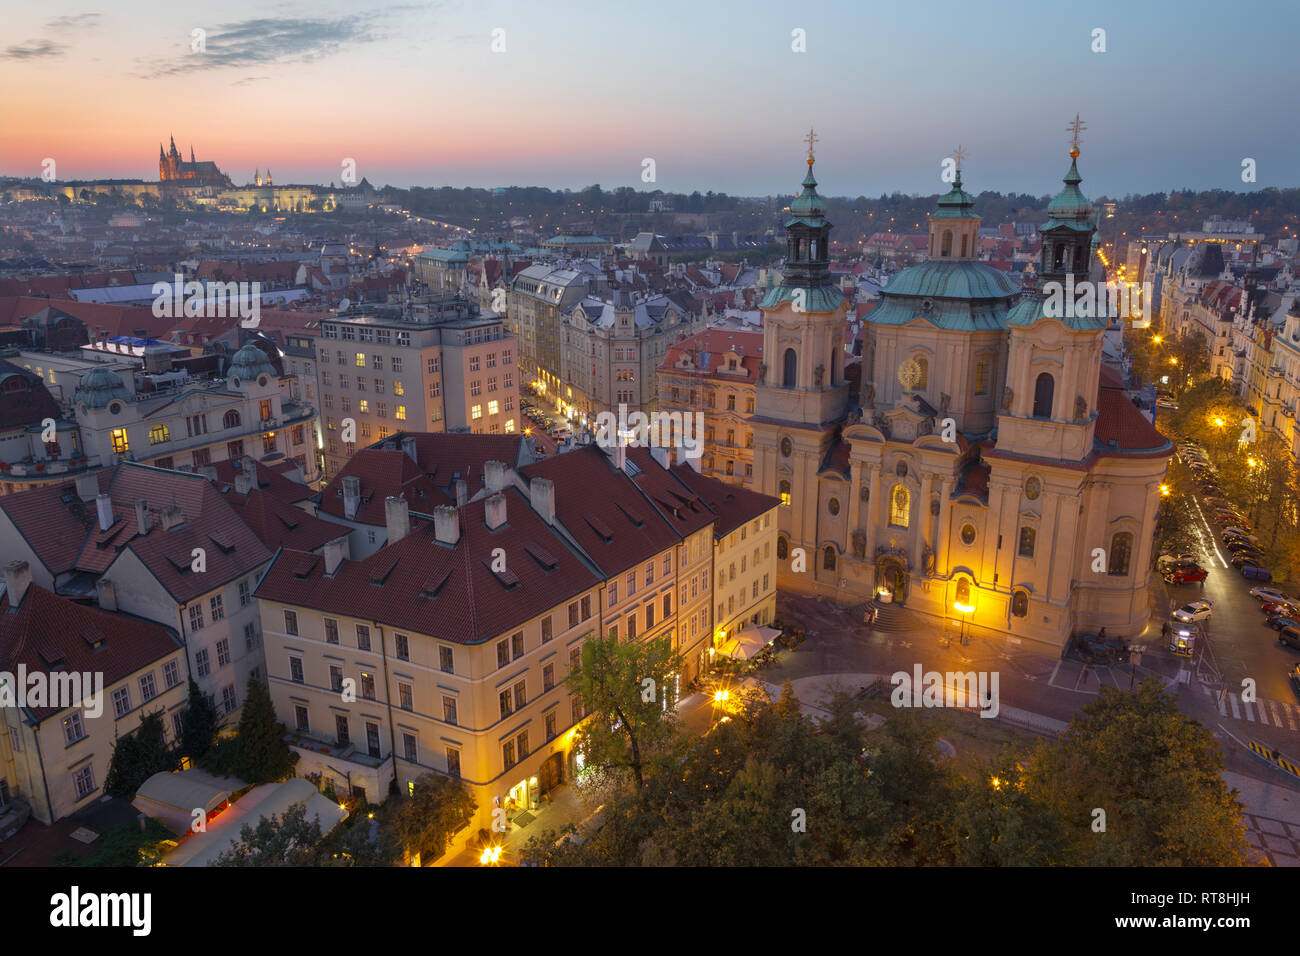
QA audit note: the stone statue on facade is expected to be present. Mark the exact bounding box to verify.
[1074,395,1088,422]
[863,381,875,407]
[852,530,866,559]
[757,362,767,384]
[814,363,825,386]
[922,544,935,575]
[1001,387,1014,413]
[939,392,951,416]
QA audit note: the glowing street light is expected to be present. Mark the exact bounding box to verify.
[479,845,502,865]
[1160,484,1170,496]
[954,600,974,646]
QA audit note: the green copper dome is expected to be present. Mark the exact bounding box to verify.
[228,342,276,382]
[1043,151,1093,229]
[930,171,977,219]
[867,260,1017,331]
[1007,288,1107,331]
[786,163,827,226]
[74,366,130,409]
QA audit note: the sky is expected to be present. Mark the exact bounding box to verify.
[1,0,1296,198]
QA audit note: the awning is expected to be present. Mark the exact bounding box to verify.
[719,625,781,660]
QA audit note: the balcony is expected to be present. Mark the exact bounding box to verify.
[284,729,385,769]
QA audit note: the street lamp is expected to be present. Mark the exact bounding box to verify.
[954,601,974,646]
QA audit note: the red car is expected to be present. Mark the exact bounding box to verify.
[1165,566,1208,584]
[1262,601,1300,617]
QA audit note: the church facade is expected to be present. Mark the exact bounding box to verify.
[159,136,233,188]
[752,137,1172,651]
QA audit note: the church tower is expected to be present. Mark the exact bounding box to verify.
[997,118,1106,462]
[752,131,851,590]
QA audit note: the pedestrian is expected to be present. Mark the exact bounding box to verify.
[1161,621,1171,640]
[1098,626,1107,641]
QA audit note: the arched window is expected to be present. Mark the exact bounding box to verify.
[822,546,836,571]
[779,480,791,508]
[941,230,952,257]
[1011,591,1029,618]
[777,536,789,560]
[1032,372,1054,419]
[782,348,797,389]
[889,483,910,528]
[915,357,928,390]
[1109,532,1133,576]
[955,577,971,605]
[224,410,241,428]
[975,359,989,395]
[959,234,968,257]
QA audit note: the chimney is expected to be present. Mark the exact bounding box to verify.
[616,433,627,473]
[323,535,348,575]
[342,476,361,520]
[385,496,410,543]
[4,560,32,605]
[650,445,669,470]
[433,504,460,545]
[401,435,418,465]
[96,492,113,531]
[75,471,99,502]
[454,479,468,507]
[96,576,117,611]
[484,492,507,530]
[234,470,255,495]
[161,505,185,530]
[530,477,555,525]
[135,499,150,533]
[199,465,218,483]
[484,460,507,493]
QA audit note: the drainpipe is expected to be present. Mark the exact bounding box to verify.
[372,622,400,793]
[31,717,54,826]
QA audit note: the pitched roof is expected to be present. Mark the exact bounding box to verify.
[256,487,601,644]
[667,462,781,537]
[222,486,347,553]
[0,359,61,430]
[210,457,312,506]
[0,585,181,722]
[317,449,450,525]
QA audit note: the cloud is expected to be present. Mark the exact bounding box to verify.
[1,39,64,60]
[45,13,101,30]
[146,15,384,76]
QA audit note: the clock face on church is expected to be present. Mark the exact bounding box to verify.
[898,359,922,390]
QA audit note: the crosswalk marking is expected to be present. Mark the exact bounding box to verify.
[1202,684,1300,727]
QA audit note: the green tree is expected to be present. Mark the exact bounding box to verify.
[104,709,179,798]
[567,632,682,789]
[213,803,325,866]
[232,676,295,784]
[1016,680,1250,865]
[181,678,218,761]
[385,772,475,864]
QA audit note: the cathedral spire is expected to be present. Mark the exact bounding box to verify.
[190,144,195,163]
[169,134,177,157]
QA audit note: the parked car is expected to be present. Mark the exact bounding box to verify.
[1261,601,1300,618]
[1266,616,1300,631]
[1242,565,1273,582]
[1279,627,1300,651]
[1165,566,1208,584]
[1290,663,1300,698]
[1172,600,1214,623]
[1222,527,1255,539]
[1157,552,1199,571]
[1231,553,1264,568]
[1250,586,1292,603]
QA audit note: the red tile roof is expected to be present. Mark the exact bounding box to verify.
[318,449,450,525]
[0,360,61,430]
[1094,386,1170,455]
[0,585,182,722]
[624,447,715,537]
[521,445,682,576]
[668,462,780,537]
[659,329,763,380]
[256,487,601,644]
[222,486,346,553]
[210,457,312,506]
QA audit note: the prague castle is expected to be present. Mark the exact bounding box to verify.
[159,135,233,188]
[753,128,1172,650]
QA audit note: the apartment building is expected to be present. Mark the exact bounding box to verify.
[0,463,274,720]
[316,295,520,480]
[559,291,704,424]
[507,262,602,392]
[4,340,318,494]
[256,432,777,849]
[658,328,763,486]
[0,566,188,825]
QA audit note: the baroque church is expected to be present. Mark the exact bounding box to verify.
[752,133,1172,649]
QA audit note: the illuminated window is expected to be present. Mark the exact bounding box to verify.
[393,380,404,396]
[471,404,482,420]
[358,399,369,414]
[889,484,910,528]
[487,400,499,416]
[395,405,407,421]
[111,428,129,454]
[355,352,366,367]
[505,419,515,433]
[259,399,271,421]
[779,480,791,507]
[148,424,170,444]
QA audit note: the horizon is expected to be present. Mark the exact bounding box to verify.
[2,0,1297,195]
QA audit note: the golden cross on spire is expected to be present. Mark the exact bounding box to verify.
[1067,114,1087,154]
[953,145,966,172]
[804,127,819,164]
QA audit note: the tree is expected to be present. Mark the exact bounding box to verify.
[567,632,682,789]
[180,678,218,762]
[213,803,326,866]
[104,710,178,798]
[232,676,295,784]
[385,773,475,863]
[1013,680,1249,865]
